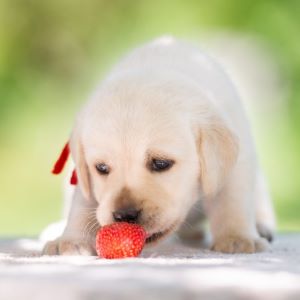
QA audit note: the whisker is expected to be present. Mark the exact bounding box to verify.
[82,211,98,240]
[181,220,195,230]
[84,220,100,241]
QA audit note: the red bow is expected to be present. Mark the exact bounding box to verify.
[52,142,77,185]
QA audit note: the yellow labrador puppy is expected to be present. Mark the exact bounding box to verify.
[43,37,275,255]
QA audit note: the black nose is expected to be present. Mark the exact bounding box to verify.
[113,208,141,223]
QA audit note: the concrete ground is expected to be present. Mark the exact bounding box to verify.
[0,234,299,300]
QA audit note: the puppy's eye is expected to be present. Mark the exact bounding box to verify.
[150,159,174,172]
[96,163,110,175]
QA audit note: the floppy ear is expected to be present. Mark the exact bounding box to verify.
[69,128,91,200]
[198,117,239,197]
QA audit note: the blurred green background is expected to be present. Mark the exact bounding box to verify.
[0,0,299,236]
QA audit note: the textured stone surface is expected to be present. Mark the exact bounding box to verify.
[0,234,299,300]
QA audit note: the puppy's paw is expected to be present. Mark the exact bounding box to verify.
[42,238,96,256]
[212,234,269,254]
[257,222,274,242]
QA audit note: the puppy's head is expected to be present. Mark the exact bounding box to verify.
[70,78,238,243]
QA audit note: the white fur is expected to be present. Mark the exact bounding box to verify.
[43,36,275,255]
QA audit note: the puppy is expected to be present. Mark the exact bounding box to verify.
[43,36,275,255]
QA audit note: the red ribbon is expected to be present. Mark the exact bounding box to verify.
[52,142,77,185]
[70,169,78,185]
[52,142,70,174]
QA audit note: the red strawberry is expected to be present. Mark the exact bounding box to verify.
[96,222,146,259]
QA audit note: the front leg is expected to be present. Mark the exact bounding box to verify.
[207,169,269,253]
[43,187,99,256]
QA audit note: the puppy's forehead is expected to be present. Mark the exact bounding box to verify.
[80,83,197,161]
[83,121,188,161]
[81,99,191,160]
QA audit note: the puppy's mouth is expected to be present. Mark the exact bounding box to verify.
[145,224,176,244]
[146,231,166,244]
